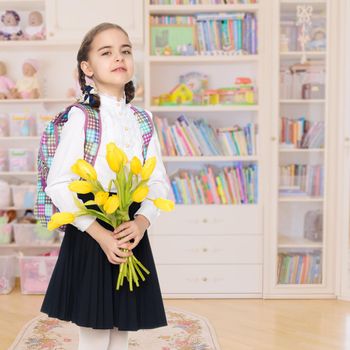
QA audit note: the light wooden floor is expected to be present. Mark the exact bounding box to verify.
[2,282,350,350]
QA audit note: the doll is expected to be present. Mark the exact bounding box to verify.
[13,59,40,99]
[24,11,45,40]
[0,61,15,99]
[66,67,93,99]
[0,10,23,40]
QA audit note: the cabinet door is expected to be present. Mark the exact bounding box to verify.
[46,0,143,45]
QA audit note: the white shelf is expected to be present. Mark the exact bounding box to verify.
[0,137,40,141]
[0,0,44,11]
[278,196,324,202]
[280,51,326,59]
[280,99,325,104]
[278,235,323,249]
[162,156,258,162]
[0,98,75,104]
[0,243,61,249]
[279,148,324,153]
[0,172,36,176]
[149,55,259,63]
[149,105,258,112]
[148,4,259,14]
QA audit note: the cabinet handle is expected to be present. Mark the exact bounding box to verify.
[202,247,208,252]
[271,136,277,141]
[202,277,208,282]
[202,218,208,223]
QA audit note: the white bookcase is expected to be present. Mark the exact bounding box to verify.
[144,1,271,298]
[264,0,339,299]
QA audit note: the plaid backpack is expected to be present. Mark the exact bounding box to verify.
[34,102,154,229]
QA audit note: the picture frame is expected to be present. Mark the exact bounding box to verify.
[150,24,197,56]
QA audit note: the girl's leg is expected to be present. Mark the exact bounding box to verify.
[78,326,110,350]
[108,328,129,350]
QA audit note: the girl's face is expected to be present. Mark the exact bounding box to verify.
[81,28,134,97]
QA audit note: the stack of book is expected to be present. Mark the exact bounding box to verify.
[280,117,324,149]
[154,115,256,156]
[170,164,258,204]
[278,251,322,284]
[279,164,324,197]
[150,13,258,55]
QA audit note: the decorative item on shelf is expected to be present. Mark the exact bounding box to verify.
[0,255,16,294]
[0,61,15,99]
[0,180,11,208]
[13,59,41,99]
[132,73,144,100]
[150,24,197,56]
[23,11,45,40]
[0,149,7,171]
[296,5,313,63]
[152,72,256,106]
[302,82,325,99]
[306,27,326,51]
[303,209,323,242]
[8,148,34,172]
[0,10,23,41]
[9,112,36,137]
[66,68,93,99]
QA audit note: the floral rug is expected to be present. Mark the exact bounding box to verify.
[8,307,221,350]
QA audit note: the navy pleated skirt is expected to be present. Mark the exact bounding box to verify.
[40,192,167,330]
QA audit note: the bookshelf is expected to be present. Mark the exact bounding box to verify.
[144,0,267,298]
[264,0,338,298]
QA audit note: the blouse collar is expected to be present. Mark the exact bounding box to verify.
[100,92,127,113]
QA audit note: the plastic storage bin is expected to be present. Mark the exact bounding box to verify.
[13,223,57,245]
[0,255,16,294]
[11,184,36,208]
[19,255,57,294]
[8,149,34,172]
[0,223,13,244]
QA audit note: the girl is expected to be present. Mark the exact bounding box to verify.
[40,23,170,350]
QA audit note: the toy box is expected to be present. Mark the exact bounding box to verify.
[13,223,57,245]
[11,184,36,208]
[8,149,34,171]
[0,255,16,294]
[0,223,13,244]
[19,254,58,294]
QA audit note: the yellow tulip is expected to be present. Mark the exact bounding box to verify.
[95,191,109,205]
[68,181,93,194]
[132,185,149,203]
[152,198,175,212]
[107,143,128,164]
[130,156,142,175]
[106,142,128,173]
[71,159,97,181]
[48,212,75,231]
[141,156,157,180]
[103,195,120,214]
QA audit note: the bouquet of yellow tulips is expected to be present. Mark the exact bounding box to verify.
[47,142,174,291]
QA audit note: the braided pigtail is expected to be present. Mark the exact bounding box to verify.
[124,80,135,104]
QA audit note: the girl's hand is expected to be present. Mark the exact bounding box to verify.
[113,215,150,250]
[97,229,132,265]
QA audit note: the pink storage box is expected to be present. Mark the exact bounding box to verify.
[13,223,58,245]
[11,184,36,208]
[0,255,16,294]
[0,223,13,244]
[19,255,57,294]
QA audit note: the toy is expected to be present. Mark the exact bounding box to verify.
[0,61,15,99]
[180,72,208,94]
[306,27,326,51]
[24,11,45,40]
[169,83,193,104]
[13,59,40,99]
[0,10,23,40]
[202,90,220,105]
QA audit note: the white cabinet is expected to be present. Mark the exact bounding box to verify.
[45,0,144,45]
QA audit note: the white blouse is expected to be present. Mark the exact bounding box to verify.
[45,93,170,232]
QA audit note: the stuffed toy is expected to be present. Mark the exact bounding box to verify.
[13,59,40,99]
[24,11,45,40]
[0,61,15,99]
[0,10,23,40]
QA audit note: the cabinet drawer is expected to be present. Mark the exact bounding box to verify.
[149,205,262,236]
[150,235,262,264]
[157,264,262,294]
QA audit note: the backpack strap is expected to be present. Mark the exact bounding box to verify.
[129,105,154,163]
[53,103,101,166]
